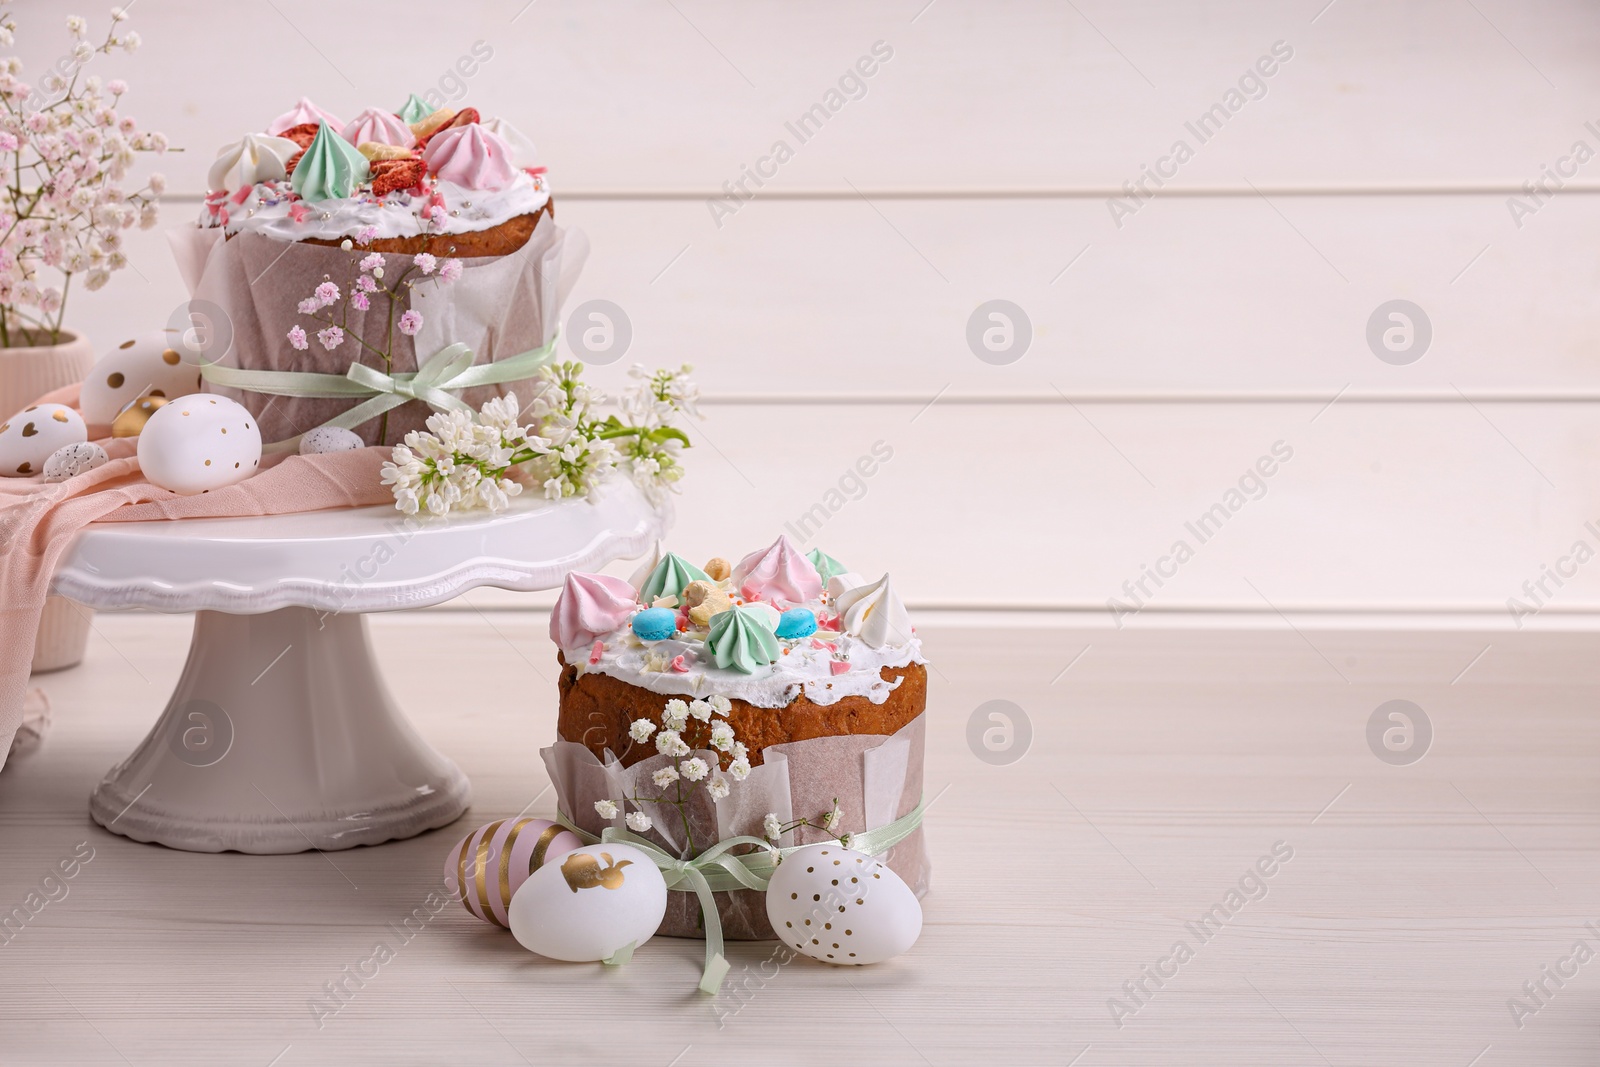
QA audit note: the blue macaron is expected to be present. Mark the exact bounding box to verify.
[775,607,818,640]
[631,607,679,642]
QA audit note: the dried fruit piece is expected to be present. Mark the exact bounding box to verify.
[279,122,321,149]
[283,149,304,177]
[358,141,415,162]
[369,158,425,197]
[409,107,456,143]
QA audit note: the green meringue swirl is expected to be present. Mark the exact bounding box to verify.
[806,548,848,584]
[398,93,435,125]
[640,552,709,603]
[706,605,780,674]
[291,122,371,203]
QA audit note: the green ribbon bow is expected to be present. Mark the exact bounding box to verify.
[198,334,559,446]
[556,796,927,994]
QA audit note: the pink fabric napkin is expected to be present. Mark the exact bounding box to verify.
[0,381,393,772]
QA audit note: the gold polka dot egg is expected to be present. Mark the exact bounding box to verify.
[0,403,87,478]
[79,332,203,426]
[136,395,262,495]
[765,843,923,966]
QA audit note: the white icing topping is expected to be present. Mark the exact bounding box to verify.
[566,628,925,710]
[198,170,550,242]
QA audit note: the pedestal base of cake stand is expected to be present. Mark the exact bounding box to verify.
[88,607,470,854]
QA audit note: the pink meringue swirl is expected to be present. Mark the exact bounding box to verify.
[267,97,344,136]
[422,123,516,191]
[550,572,638,649]
[732,534,823,608]
[340,107,416,149]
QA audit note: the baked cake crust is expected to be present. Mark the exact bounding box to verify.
[556,658,928,768]
[297,200,552,257]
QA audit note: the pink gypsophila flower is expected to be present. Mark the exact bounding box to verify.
[0,133,16,152]
[317,326,345,350]
[287,325,308,350]
[397,310,423,336]
[359,253,383,272]
[350,291,370,311]
[438,259,462,282]
[412,252,436,275]
[296,297,319,315]
[355,274,378,293]
[314,281,340,307]
[357,226,378,244]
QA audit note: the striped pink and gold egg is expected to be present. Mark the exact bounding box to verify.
[444,817,583,928]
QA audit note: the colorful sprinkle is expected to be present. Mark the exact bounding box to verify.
[588,640,605,665]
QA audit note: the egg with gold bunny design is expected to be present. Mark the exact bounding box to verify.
[0,403,87,477]
[136,395,261,495]
[507,843,667,962]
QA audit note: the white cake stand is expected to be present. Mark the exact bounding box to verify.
[51,480,668,855]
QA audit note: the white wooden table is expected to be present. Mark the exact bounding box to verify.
[1,613,1594,1065]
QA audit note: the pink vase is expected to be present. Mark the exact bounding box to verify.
[0,328,96,673]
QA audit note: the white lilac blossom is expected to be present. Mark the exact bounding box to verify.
[0,7,166,344]
[379,397,532,516]
[593,799,618,820]
[379,363,700,517]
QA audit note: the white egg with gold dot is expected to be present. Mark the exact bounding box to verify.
[79,332,203,425]
[0,403,87,477]
[136,395,262,495]
[765,843,922,966]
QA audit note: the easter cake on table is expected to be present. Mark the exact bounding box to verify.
[542,534,931,943]
[177,94,578,447]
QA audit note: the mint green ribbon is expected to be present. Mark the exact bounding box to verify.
[556,796,927,994]
[199,334,559,444]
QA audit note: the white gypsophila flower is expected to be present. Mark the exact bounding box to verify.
[709,722,735,752]
[729,758,751,782]
[681,758,709,782]
[655,730,690,758]
[652,765,679,788]
[662,699,689,732]
[821,800,843,832]
[629,718,656,743]
[688,699,714,722]
[731,742,749,763]
[764,813,782,841]
[708,695,731,716]
[707,777,730,801]
[625,810,653,833]
[594,799,618,820]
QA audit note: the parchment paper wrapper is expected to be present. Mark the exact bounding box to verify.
[542,714,929,941]
[167,220,588,446]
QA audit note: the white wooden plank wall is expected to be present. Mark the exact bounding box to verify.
[11,0,1600,615]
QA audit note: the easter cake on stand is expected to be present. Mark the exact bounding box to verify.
[175,94,576,448]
